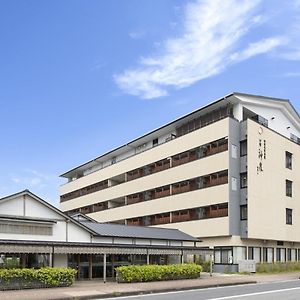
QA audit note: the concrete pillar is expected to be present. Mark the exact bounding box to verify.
[49,252,53,267]
[111,255,115,278]
[147,254,150,265]
[181,254,184,264]
[103,254,107,283]
[20,254,26,268]
[77,254,81,279]
[88,254,93,280]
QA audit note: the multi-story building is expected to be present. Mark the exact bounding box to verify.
[60,92,300,271]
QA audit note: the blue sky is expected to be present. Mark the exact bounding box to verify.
[1,0,300,206]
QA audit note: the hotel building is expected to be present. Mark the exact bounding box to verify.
[60,93,300,271]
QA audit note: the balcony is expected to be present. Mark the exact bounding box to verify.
[200,205,228,219]
[127,218,144,226]
[127,169,144,181]
[127,193,144,205]
[172,180,197,195]
[203,174,228,188]
[80,206,92,214]
[93,203,108,212]
[172,152,197,167]
[210,208,228,218]
[154,187,171,199]
[150,159,171,174]
[172,210,197,223]
[151,215,170,225]
[206,142,228,156]
[176,104,233,137]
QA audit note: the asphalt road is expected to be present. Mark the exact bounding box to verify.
[102,280,300,300]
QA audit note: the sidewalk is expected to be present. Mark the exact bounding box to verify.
[0,272,299,300]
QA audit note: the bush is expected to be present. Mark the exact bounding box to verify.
[194,257,212,273]
[256,262,300,273]
[0,268,77,290]
[116,264,202,283]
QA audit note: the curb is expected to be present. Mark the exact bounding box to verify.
[54,280,257,300]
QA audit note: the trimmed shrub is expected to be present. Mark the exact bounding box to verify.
[116,264,202,283]
[194,257,212,273]
[256,262,300,273]
[0,268,77,290]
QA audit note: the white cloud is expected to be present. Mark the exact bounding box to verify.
[230,37,287,62]
[115,0,287,99]
[129,30,145,40]
[284,71,300,77]
[9,169,57,190]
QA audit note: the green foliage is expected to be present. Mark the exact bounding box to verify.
[0,268,77,289]
[194,256,211,273]
[1,257,20,269]
[116,264,202,283]
[256,262,300,273]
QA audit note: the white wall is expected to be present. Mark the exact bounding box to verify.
[0,197,24,216]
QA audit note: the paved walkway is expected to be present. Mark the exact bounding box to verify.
[0,272,299,300]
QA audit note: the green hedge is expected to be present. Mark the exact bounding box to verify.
[116,264,202,283]
[0,268,77,290]
[256,262,300,273]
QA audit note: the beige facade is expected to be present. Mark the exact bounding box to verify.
[247,119,300,242]
[60,93,300,271]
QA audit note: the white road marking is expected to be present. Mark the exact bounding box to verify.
[207,286,300,299]
[99,280,300,300]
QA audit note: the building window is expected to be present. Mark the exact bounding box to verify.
[214,247,233,264]
[240,140,247,157]
[240,173,247,188]
[287,249,292,261]
[152,138,158,147]
[286,208,293,225]
[286,180,292,197]
[248,247,261,263]
[277,248,286,262]
[240,205,248,220]
[0,223,53,235]
[285,151,292,169]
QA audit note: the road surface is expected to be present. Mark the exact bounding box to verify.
[101,279,300,300]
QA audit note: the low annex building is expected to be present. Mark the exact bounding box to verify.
[0,190,208,281]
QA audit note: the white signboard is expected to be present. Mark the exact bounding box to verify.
[238,260,256,273]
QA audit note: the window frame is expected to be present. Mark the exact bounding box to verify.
[240,172,248,189]
[240,205,248,220]
[286,180,293,197]
[286,208,293,225]
[240,140,247,157]
[285,151,292,169]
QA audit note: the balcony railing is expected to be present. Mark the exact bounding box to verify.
[203,176,228,188]
[93,204,107,212]
[127,194,144,205]
[206,143,228,156]
[127,219,144,226]
[151,216,170,225]
[172,154,197,167]
[154,187,171,199]
[172,212,197,223]
[201,208,228,219]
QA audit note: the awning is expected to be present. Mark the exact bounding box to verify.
[0,244,52,253]
[54,246,147,255]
